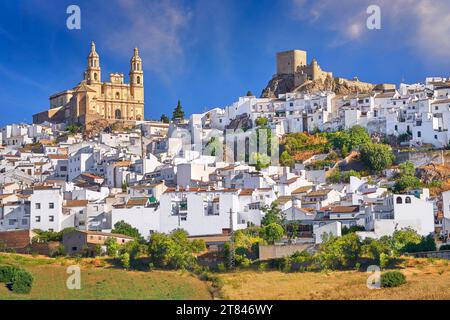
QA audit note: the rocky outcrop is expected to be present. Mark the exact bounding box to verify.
[261,75,375,98]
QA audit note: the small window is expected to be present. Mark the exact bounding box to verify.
[49,216,54,222]
[396,197,403,204]
[35,203,41,210]
[418,131,421,138]
[35,216,41,222]
[49,203,54,209]
[405,197,411,204]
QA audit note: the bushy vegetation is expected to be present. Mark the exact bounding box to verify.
[0,265,33,294]
[360,143,394,173]
[327,169,362,183]
[66,124,83,134]
[112,221,143,241]
[392,161,421,193]
[440,244,450,251]
[172,99,185,120]
[326,125,370,155]
[341,225,366,235]
[255,117,268,127]
[160,114,170,123]
[147,229,205,270]
[381,271,406,288]
[32,227,76,243]
[268,229,435,273]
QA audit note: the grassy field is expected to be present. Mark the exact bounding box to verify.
[0,253,211,300]
[219,257,450,300]
[2,253,450,300]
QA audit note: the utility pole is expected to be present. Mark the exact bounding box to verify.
[228,208,235,269]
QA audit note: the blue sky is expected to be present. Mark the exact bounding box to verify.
[0,0,449,126]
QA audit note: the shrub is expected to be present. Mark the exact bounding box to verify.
[217,262,227,273]
[290,250,315,272]
[11,269,34,294]
[0,266,33,294]
[440,244,450,251]
[381,271,406,288]
[51,244,67,258]
[380,252,390,268]
[120,253,131,269]
[0,266,16,283]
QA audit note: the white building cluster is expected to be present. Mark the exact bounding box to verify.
[0,77,447,246]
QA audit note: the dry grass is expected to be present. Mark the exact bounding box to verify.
[0,253,211,300]
[219,258,450,300]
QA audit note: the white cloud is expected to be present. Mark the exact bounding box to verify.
[99,0,191,78]
[291,0,450,63]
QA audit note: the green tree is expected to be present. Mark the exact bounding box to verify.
[327,125,370,153]
[112,221,143,241]
[250,152,271,171]
[393,175,421,193]
[121,181,128,193]
[105,237,120,257]
[399,161,415,177]
[347,125,370,150]
[360,143,394,172]
[342,170,361,183]
[280,151,294,167]
[172,99,185,121]
[316,233,362,270]
[327,169,341,183]
[120,252,131,269]
[391,228,422,255]
[246,90,254,96]
[160,114,170,123]
[261,203,285,226]
[259,223,284,244]
[255,117,268,127]
[147,229,202,270]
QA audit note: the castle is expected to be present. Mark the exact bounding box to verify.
[33,42,145,125]
[276,49,333,87]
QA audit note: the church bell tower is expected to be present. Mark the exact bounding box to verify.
[84,41,101,85]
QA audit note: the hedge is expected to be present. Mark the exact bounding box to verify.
[381,271,406,288]
[0,265,34,294]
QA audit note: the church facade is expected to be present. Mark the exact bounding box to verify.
[33,42,145,125]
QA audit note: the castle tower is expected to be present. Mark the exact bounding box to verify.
[129,47,144,100]
[84,41,101,85]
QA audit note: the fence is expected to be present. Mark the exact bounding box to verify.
[409,250,450,259]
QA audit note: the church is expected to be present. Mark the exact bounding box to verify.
[33,42,145,125]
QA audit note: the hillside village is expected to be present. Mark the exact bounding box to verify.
[1,46,450,266]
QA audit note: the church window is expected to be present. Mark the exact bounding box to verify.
[116,92,120,99]
[94,73,98,81]
[137,76,141,84]
[115,109,121,119]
